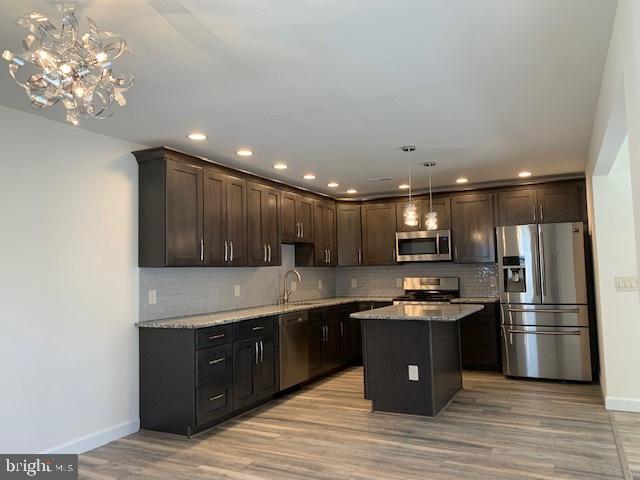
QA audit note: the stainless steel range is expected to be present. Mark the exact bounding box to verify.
[497,222,592,381]
[393,277,460,304]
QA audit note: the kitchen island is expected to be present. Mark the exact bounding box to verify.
[352,303,483,417]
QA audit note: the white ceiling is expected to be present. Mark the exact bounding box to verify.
[0,0,617,197]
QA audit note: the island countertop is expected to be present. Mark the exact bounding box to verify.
[351,303,483,322]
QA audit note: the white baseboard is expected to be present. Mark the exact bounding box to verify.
[605,396,640,413]
[43,419,140,454]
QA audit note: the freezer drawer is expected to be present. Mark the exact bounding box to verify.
[501,304,589,327]
[501,325,592,381]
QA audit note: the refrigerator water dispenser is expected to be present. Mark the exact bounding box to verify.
[502,256,526,293]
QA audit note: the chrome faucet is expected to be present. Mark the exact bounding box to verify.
[281,269,302,304]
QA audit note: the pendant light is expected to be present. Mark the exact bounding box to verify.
[401,146,419,227]
[424,161,438,230]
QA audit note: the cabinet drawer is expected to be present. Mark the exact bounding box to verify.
[196,380,233,426]
[196,324,232,350]
[233,316,276,341]
[197,344,232,387]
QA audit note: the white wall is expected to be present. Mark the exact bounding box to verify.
[588,0,640,412]
[0,105,140,452]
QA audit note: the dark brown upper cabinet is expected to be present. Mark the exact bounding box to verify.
[362,202,397,266]
[451,193,495,263]
[396,195,451,232]
[314,199,337,266]
[282,191,314,243]
[497,182,586,226]
[247,182,282,267]
[137,158,247,267]
[203,171,248,266]
[337,203,363,266]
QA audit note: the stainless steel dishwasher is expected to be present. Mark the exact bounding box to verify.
[279,311,309,390]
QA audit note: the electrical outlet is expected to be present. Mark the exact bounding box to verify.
[291,281,297,292]
[351,278,358,288]
[615,276,639,291]
[318,280,323,290]
[148,290,157,305]
[234,285,241,297]
[408,365,419,381]
[396,278,403,288]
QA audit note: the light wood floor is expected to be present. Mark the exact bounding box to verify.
[611,411,640,479]
[80,368,627,479]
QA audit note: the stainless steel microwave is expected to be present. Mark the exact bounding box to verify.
[395,230,452,262]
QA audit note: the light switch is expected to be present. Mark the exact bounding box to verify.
[396,278,403,288]
[234,285,241,297]
[615,276,640,291]
[351,279,358,288]
[148,290,157,305]
[408,365,419,381]
[318,280,323,290]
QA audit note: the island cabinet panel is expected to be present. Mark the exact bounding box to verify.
[362,202,397,265]
[336,203,362,266]
[396,196,451,232]
[451,193,496,263]
[247,182,281,266]
[460,303,501,371]
[314,199,337,266]
[282,192,315,243]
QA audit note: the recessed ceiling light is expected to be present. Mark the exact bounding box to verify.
[303,174,316,180]
[188,132,207,141]
[456,177,469,184]
[519,171,532,178]
[237,148,253,157]
[399,184,410,190]
[346,189,357,194]
[327,182,339,188]
[273,163,288,170]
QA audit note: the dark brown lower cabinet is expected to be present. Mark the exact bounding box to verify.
[308,308,340,378]
[459,303,501,371]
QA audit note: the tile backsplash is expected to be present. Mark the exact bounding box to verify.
[140,245,499,321]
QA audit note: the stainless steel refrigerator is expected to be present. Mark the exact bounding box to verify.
[496,222,592,381]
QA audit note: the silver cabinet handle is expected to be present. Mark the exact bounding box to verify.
[436,233,440,256]
[299,222,302,238]
[268,244,272,262]
[358,249,362,264]
[328,249,331,264]
[208,357,225,365]
[252,326,264,331]
[301,222,304,239]
[392,248,396,261]
[207,333,225,340]
[224,241,228,262]
[230,241,234,262]
[454,245,459,261]
[507,329,581,336]
[340,321,344,339]
[260,340,264,363]
[507,308,580,314]
[539,204,544,222]
[200,238,204,261]
[255,341,259,364]
[323,325,327,342]
[208,393,225,402]
[263,244,267,262]
[532,204,537,222]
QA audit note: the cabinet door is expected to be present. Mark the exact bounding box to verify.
[232,338,257,410]
[308,315,324,377]
[338,316,351,365]
[536,183,585,223]
[396,200,424,232]
[451,193,496,263]
[255,334,278,400]
[325,202,337,265]
[323,316,340,371]
[314,201,327,265]
[247,182,265,266]
[165,161,204,266]
[226,175,248,266]
[297,195,315,243]
[362,203,397,265]
[262,186,281,265]
[497,188,537,226]
[281,191,298,243]
[460,304,500,371]
[203,169,227,266]
[427,195,452,230]
[337,203,362,266]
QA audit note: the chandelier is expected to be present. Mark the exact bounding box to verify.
[424,161,439,230]
[401,146,419,227]
[2,3,134,125]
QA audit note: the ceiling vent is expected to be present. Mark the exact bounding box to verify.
[367,177,393,183]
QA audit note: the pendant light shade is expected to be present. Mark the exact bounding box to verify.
[401,146,418,227]
[424,161,438,231]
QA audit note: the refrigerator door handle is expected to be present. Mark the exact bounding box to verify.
[507,308,581,314]
[507,329,581,336]
[538,228,547,300]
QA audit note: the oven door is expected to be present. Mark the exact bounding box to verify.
[395,230,452,262]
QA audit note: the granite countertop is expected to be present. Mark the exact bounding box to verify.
[137,297,394,329]
[351,303,484,322]
[450,297,499,304]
